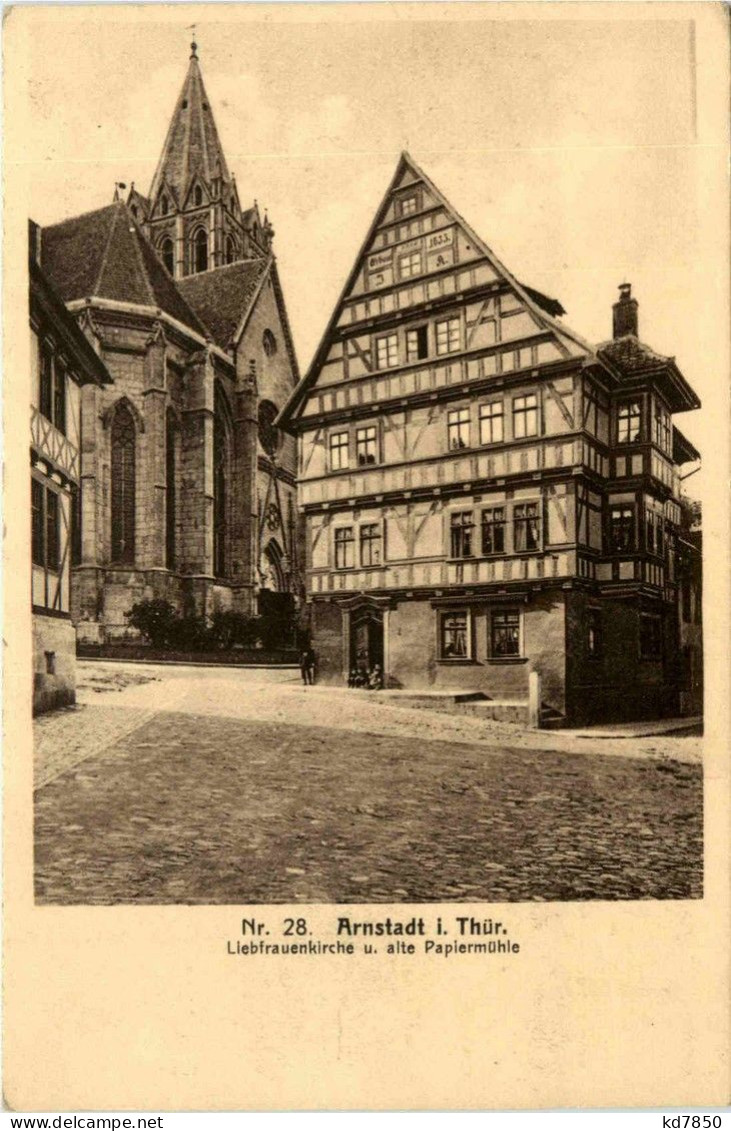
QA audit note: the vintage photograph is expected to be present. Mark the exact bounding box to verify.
[26,9,705,906]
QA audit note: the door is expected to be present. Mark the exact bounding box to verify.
[350,609,384,675]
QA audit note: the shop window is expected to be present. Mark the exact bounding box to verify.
[491,609,521,658]
[513,393,538,439]
[479,401,503,445]
[617,400,641,444]
[639,613,662,660]
[450,511,474,558]
[448,407,470,451]
[406,325,428,362]
[436,317,460,356]
[481,507,506,555]
[513,502,541,553]
[356,426,377,466]
[329,431,349,471]
[360,524,382,567]
[609,505,635,552]
[375,333,398,370]
[440,610,469,660]
[334,527,354,569]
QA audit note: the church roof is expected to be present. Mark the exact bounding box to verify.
[148,45,231,206]
[177,258,269,349]
[41,201,207,336]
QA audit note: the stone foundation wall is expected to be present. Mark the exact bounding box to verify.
[33,614,77,714]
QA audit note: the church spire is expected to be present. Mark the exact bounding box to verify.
[148,43,231,207]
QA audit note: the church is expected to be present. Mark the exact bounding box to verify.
[35,42,300,644]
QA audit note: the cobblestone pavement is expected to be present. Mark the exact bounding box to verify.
[34,664,702,905]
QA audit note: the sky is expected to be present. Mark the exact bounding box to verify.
[14,4,728,499]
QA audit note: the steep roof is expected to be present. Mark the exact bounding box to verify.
[177,258,269,349]
[41,202,207,336]
[148,46,231,206]
[29,248,111,387]
[597,335,700,412]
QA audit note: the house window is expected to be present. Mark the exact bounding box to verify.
[398,249,422,280]
[39,344,65,432]
[481,507,506,555]
[31,478,44,567]
[436,317,460,355]
[160,237,174,275]
[40,344,53,421]
[53,361,67,435]
[587,608,602,657]
[479,401,504,445]
[406,325,428,362]
[398,194,418,217]
[513,502,541,553]
[329,431,349,471]
[356,426,378,466]
[450,511,474,558]
[440,611,469,659]
[334,527,354,569]
[192,228,208,273]
[617,400,641,444]
[375,333,398,369]
[360,523,382,567]
[31,478,62,572]
[447,408,470,451]
[513,393,538,439]
[609,505,635,552]
[639,613,662,660]
[110,403,136,564]
[491,609,521,658]
[45,488,60,573]
[654,404,671,451]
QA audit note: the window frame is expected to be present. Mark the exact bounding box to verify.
[405,324,429,363]
[355,425,378,467]
[609,504,636,553]
[489,608,523,660]
[359,523,382,568]
[512,392,539,439]
[396,192,420,218]
[31,476,61,574]
[449,510,474,559]
[435,317,461,356]
[438,608,472,662]
[375,332,399,371]
[513,500,542,554]
[397,248,422,281]
[333,525,355,570]
[480,506,507,556]
[617,399,642,444]
[479,400,504,446]
[329,430,350,472]
[447,407,471,452]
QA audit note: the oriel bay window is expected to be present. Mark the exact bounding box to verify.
[334,526,354,569]
[436,317,460,356]
[479,401,503,445]
[617,400,641,444]
[440,610,470,659]
[360,523,382,567]
[448,407,470,451]
[513,502,541,553]
[610,505,636,552]
[356,426,378,466]
[375,333,398,370]
[450,511,474,558]
[329,430,349,471]
[481,506,506,555]
[513,393,538,439]
[491,609,521,658]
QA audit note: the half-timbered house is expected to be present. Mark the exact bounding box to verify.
[280,152,701,724]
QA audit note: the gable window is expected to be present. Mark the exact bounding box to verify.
[617,400,641,444]
[329,431,349,471]
[479,401,504,445]
[375,333,398,370]
[356,426,378,466]
[334,527,354,569]
[360,523,382,567]
[110,403,136,565]
[160,236,174,275]
[398,194,418,218]
[639,613,662,660]
[192,227,208,274]
[587,607,602,658]
[436,317,460,356]
[481,507,506,555]
[398,249,422,280]
[609,505,635,552]
[447,407,470,451]
[513,393,538,439]
[406,325,428,362]
[491,610,521,658]
[514,502,541,553]
[450,511,474,558]
[440,610,469,660]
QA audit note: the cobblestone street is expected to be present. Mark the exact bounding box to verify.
[34,663,703,904]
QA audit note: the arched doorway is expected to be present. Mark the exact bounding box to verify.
[263,539,287,592]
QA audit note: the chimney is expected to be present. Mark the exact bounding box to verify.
[613,283,638,338]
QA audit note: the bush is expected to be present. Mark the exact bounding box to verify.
[208,610,261,650]
[126,599,178,648]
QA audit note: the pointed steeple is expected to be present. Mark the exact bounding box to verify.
[148,44,231,206]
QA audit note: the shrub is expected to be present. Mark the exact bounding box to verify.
[209,610,261,650]
[126,599,178,648]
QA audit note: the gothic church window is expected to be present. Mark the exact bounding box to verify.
[160,236,174,275]
[192,228,208,274]
[263,329,277,357]
[110,402,136,564]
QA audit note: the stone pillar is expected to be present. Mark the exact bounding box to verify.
[180,347,215,581]
[139,322,168,570]
[528,670,542,729]
[175,214,185,280]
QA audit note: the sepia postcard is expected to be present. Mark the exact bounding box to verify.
[2,1,730,1112]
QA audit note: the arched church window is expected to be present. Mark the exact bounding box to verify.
[194,185,203,206]
[225,235,236,264]
[165,410,177,569]
[160,236,174,275]
[257,400,280,457]
[192,228,208,274]
[110,402,136,564]
[213,386,231,578]
[262,329,277,357]
[160,195,169,216]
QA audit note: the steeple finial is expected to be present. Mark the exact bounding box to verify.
[188,24,198,58]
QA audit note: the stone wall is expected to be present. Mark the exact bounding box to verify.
[33,614,77,714]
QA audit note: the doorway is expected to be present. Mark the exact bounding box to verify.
[349,608,384,676]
